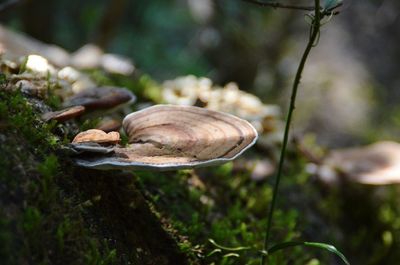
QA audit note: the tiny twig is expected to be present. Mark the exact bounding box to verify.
[242,0,314,11]
[242,0,343,16]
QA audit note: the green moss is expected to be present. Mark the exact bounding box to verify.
[79,117,101,131]
[45,93,62,110]
[0,89,123,264]
[0,215,13,265]
[0,90,59,150]
[85,69,114,87]
[135,160,312,265]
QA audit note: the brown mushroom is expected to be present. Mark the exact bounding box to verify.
[100,53,135,75]
[70,44,103,69]
[72,129,120,145]
[317,141,400,185]
[74,105,258,170]
[64,86,135,111]
[41,105,85,122]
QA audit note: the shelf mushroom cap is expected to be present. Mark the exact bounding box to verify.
[320,141,400,185]
[72,129,120,144]
[64,86,136,111]
[75,105,258,170]
[41,105,85,122]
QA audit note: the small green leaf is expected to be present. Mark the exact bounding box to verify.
[268,241,350,265]
[207,248,222,257]
[208,239,251,252]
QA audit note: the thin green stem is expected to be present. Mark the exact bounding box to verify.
[260,1,321,264]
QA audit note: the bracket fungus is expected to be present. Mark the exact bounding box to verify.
[72,129,120,145]
[316,141,400,185]
[70,129,120,155]
[64,86,136,111]
[73,105,258,170]
[41,105,85,122]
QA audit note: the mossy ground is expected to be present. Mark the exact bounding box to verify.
[0,90,117,265]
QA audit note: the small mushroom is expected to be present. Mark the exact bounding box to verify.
[41,105,85,122]
[58,66,82,83]
[70,44,103,69]
[58,67,97,94]
[162,75,212,106]
[74,105,258,170]
[64,86,136,111]
[72,129,120,145]
[316,141,400,185]
[161,76,282,138]
[25,55,56,76]
[100,53,135,75]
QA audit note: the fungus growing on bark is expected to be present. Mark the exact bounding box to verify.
[73,105,258,171]
[100,54,135,75]
[316,141,400,185]
[70,44,103,69]
[72,129,120,145]
[64,86,135,111]
[41,105,85,122]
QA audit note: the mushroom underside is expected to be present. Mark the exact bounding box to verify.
[73,136,257,170]
[75,155,234,171]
